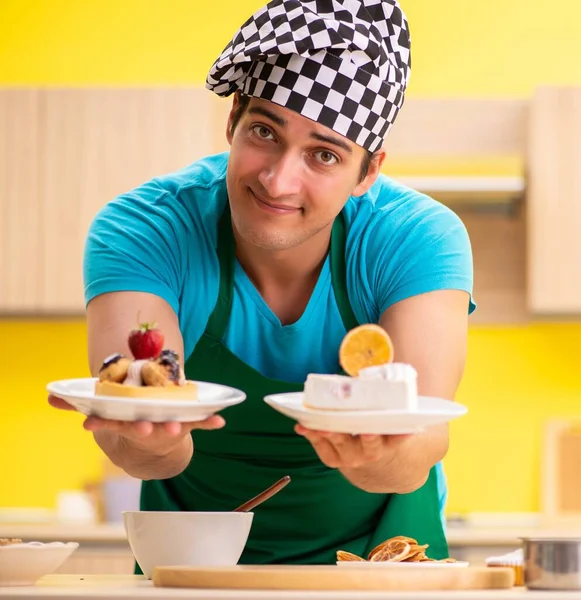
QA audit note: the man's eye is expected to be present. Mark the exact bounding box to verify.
[314,151,338,165]
[252,125,274,140]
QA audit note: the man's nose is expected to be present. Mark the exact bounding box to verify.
[258,153,302,198]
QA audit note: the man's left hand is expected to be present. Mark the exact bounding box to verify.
[294,424,411,469]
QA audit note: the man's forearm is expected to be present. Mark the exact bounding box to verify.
[340,425,449,494]
[93,431,193,480]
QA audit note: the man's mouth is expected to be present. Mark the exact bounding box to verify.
[249,188,301,213]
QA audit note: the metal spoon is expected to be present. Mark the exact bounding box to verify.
[233,476,291,513]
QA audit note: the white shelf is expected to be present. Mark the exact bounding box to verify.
[391,175,525,206]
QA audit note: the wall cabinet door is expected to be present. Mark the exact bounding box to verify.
[2,86,580,317]
[38,88,216,313]
[0,87,218,313]
[0,90,42,312]
[527,86,581,315]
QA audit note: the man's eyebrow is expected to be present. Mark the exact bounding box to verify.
[247,106,352,154]
[310,132,352,154]
[247,106,286,127]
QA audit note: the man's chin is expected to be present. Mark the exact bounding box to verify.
[234,222,298,252]
[243,231,292,251]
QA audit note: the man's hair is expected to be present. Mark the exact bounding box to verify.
[230,94,374,183]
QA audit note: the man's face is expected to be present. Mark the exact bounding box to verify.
[225,95,384,253]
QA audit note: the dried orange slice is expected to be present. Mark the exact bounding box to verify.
[339,324,394,377]
[369,540,411,562]
[390,536,419,545]
[368,537,413,561]
[337,550,366,562]
[367,540,390,561]
[405,545,429,562]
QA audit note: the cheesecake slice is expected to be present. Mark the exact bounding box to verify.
[303,363,418,411]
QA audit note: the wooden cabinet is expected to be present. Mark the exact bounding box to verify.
[0,90,42,312]
[0,88,224,313]
[526,87,581,315]
[1,86,580,318]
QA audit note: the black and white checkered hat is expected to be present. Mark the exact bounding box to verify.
[206,0,411,152]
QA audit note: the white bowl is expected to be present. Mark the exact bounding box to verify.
[123,511,254,578]
[0,542,79,586]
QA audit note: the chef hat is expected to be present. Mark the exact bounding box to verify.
[206,0,411,152]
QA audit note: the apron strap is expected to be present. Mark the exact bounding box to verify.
[330,212,359,332]
[204,205,236,340]
[205,204,359,341]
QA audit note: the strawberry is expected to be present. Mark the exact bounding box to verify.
[128,320,164,360]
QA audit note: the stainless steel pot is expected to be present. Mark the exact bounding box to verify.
[522,537,581,590]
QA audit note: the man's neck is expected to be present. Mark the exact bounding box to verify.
[232,224,333,325]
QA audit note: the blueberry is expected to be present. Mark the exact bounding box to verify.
[99,353,125,372]
[158,350,180,383]
[159,349,179,362]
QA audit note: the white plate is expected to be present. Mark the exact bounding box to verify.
[336,561,469,569]
[264,393,467,435]
[47,378,246,423]
[0,542,79,586]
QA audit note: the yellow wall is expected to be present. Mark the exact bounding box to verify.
[0,320,99,507]
[1,0,581,513]
[448,324,581,513]
[2,0,581,96]
[1,319,581,512]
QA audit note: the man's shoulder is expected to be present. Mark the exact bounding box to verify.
[345,173,466,242]
[151,152,229,198]
[99,152,229,228]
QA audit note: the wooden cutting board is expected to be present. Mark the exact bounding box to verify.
[153,565,515,591]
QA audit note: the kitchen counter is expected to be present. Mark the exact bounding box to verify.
[5,523,581,575]
[0,524,126,544]
[5,523,581,546]
[1,575,581,600]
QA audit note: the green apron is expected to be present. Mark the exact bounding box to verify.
[140,206,449,566]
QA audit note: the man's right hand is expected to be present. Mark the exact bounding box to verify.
[51,290,222,480]
[48,394,224,450]
[49,394,225,478]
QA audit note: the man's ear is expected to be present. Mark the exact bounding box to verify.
[352,149,386,197]
[226,91,243,145]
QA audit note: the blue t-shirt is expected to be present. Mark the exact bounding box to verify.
[84,151,476,518]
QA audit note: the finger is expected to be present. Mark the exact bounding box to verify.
[162,421,183,436]
[82,417,153,438]
[382,432,414,452]
[324,432,357,455]
[295,425,332,438]
[310,437,342,468]
[323,432,366,468]
[296,426,342,468]
[82,416,125,433]
[161,417,225,436]
[130,421,155,437]
[358,434,384,462]
[189,415,226,430]
[48,395,76,411]
[294,424,324,441]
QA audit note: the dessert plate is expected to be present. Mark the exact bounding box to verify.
[263,393,467,435]
[47,378,246,423]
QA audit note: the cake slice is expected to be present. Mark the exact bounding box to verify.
[94,321,197,400]
[303,363,417,411]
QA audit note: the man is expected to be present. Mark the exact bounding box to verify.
[50,0,475,565]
